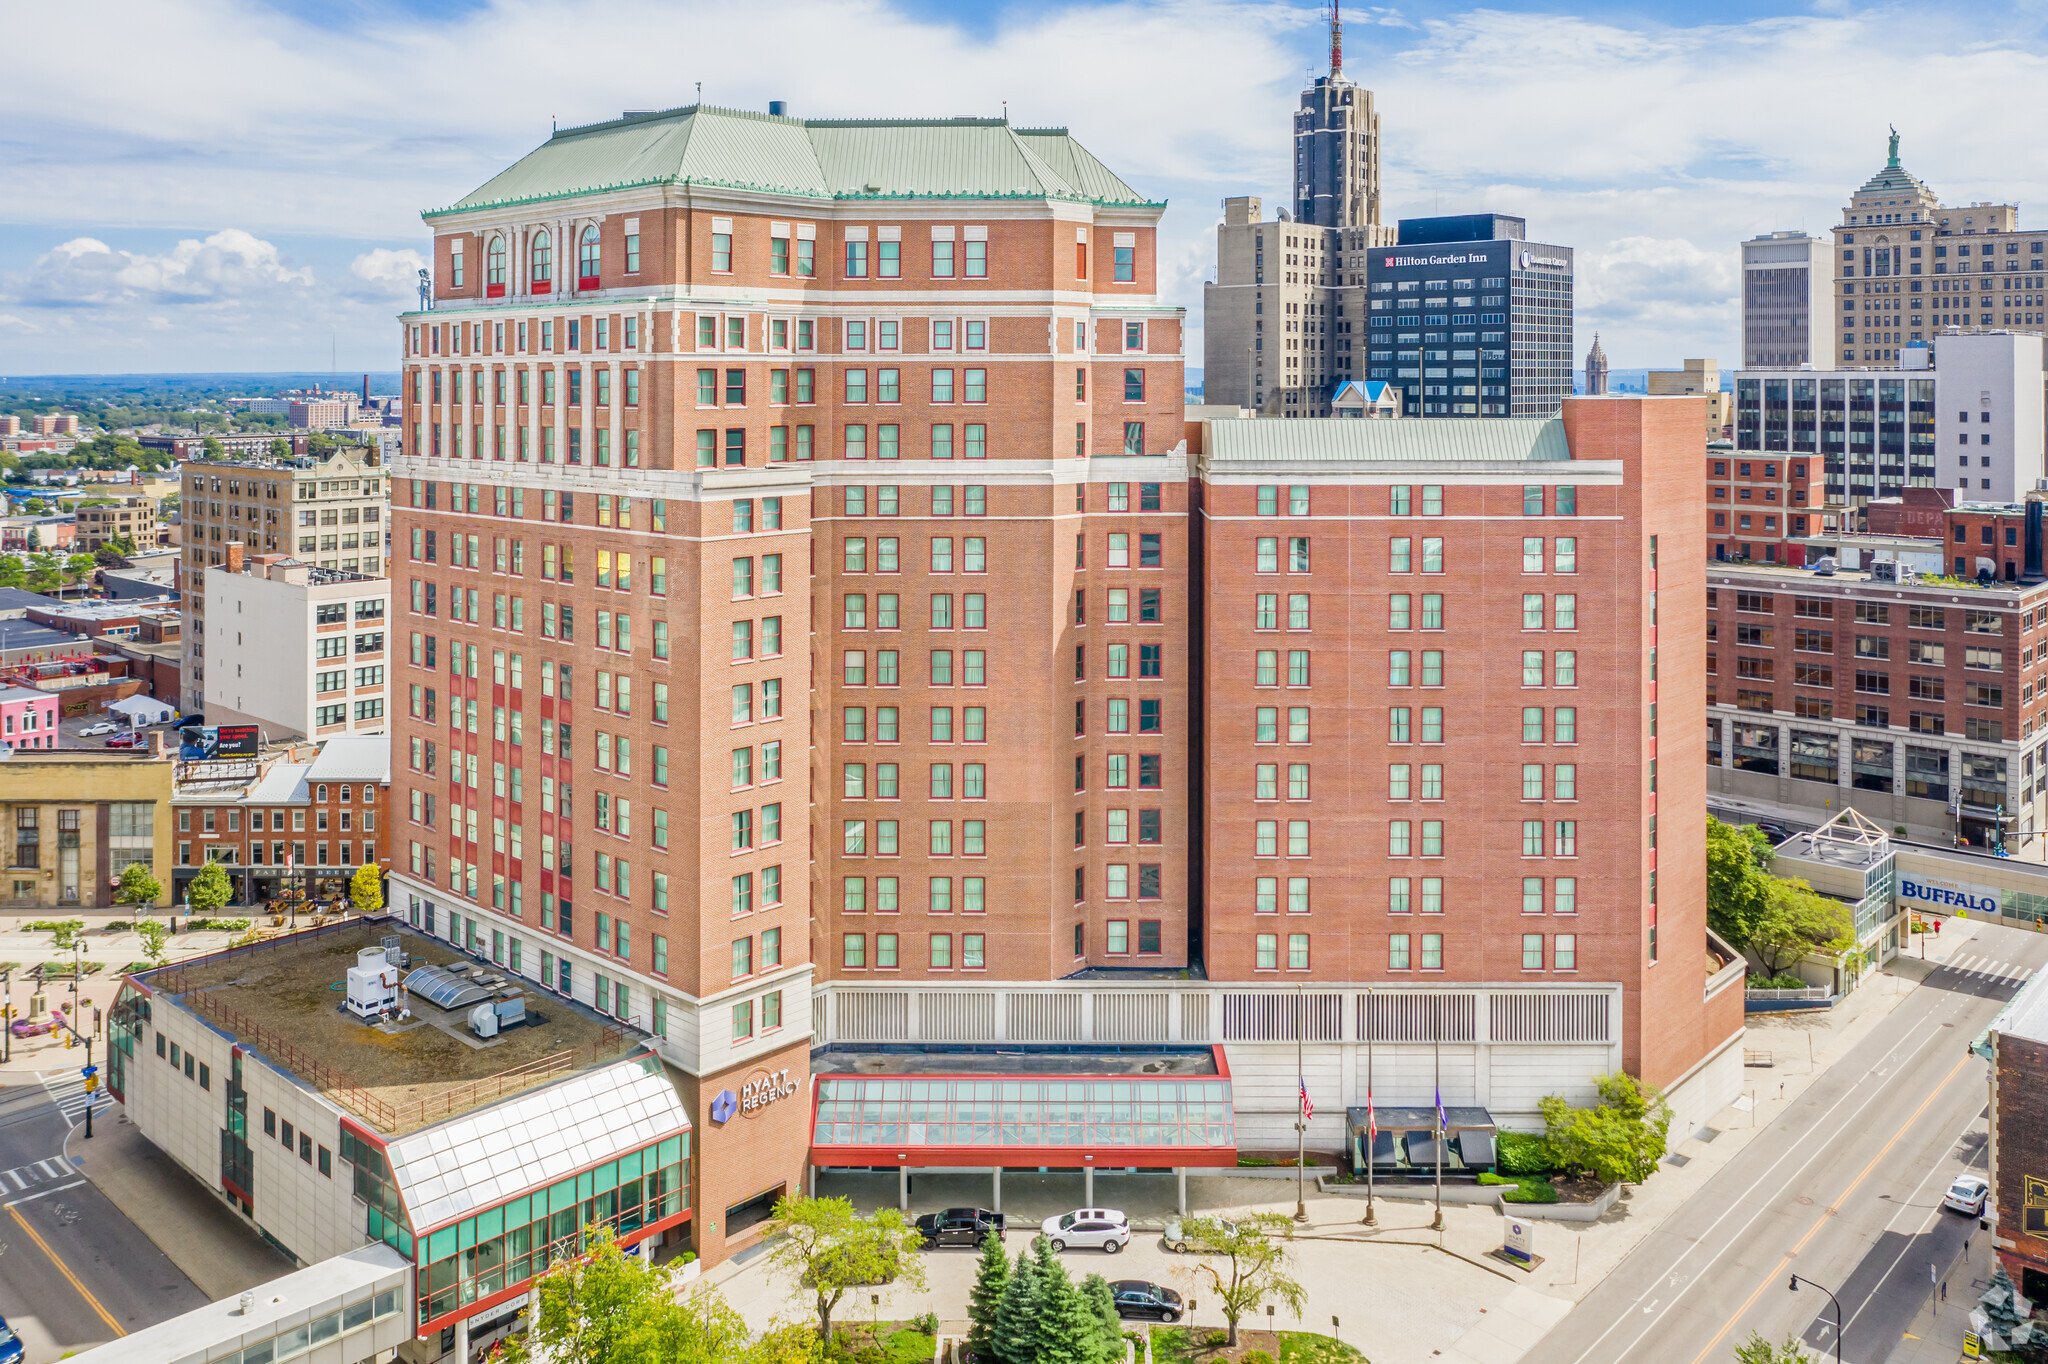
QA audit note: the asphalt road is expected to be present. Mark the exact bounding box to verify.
[0,1074,205,1359]
[1521,919,2048,1364]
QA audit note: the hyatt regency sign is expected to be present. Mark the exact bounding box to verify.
[1898,870,2002,916]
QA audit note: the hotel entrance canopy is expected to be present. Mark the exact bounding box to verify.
[809,1045,1236,1169]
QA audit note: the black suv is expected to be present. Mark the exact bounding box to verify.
[914,1207,1007,1248]
[1111,1281,1183,1322]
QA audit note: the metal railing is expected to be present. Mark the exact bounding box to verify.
[1743,986,1831,1002]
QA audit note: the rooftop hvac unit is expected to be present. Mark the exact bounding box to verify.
[1871,560,1900,582]
[468,993,528,1039]
[345,946,400,1020]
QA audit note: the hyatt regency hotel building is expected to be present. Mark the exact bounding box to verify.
[321,100,1736,1315]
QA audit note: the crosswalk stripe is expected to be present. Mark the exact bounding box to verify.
[3,1170,22,1191]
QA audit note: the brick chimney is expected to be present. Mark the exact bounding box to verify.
[224,543,245,574]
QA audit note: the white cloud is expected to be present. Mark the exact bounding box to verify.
[13,230,312,309]
[1,0,2046,371]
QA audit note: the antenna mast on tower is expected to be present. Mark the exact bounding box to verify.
[1330,0,1343,75]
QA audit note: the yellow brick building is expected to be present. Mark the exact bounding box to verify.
[2,748,176,909]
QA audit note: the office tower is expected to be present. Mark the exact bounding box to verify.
[1364,214,1575,417]
[1293,3,1381,230]
[1203,8,1395,417]
[1741,231,1834,369]
[1584,334,1609,395]
[1832,130,2048,366]
[179,449,388,712]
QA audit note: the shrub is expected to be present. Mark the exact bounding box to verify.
[1203,1331,1229,1348]
[913,1311,940,1336]
[1245,1352,1276,1364]
[1496,1131,1554,1175]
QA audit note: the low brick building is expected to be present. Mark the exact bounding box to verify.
[1985,970,2048,1301]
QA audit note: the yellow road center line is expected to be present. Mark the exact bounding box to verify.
[7,1204,124,1337]
[1688,1052,1974,1364]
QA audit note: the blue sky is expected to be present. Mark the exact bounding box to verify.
[5,0,2048,377]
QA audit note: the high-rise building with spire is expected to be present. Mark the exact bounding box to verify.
[1203,3,1396,415]
[1584,334,1609,395]
[1293,1,1381,230]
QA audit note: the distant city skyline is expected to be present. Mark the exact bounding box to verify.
[7,0,2048,373]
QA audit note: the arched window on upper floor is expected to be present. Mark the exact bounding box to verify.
[487,237,507,298]
[531,230,553,294]
[578,225,601,289]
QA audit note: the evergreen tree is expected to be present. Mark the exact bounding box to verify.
[1080,1275,1124,1364]
[1033,1260,1096,1364]
[992,1244,1041,1364]
[966,1231,1011,1360]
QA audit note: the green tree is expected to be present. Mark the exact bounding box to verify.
[62,553,95,586]
[1748,878,1856,977]
[1539,1072,1673,1185]
[24,552,61,593]
[136,919,170,967]
[1706,816,1775,947]
[1169,1213,1303,1346]
[992,1242,1042,1364]
[0,554,25,588]
[348,863,383,915]
[965,1230,1011,1361]
[500,1226,751,1364]
[187,860,233,913]
[115,861,163,909]
[761,1195,926,1343]
[45,918,87,951]
[1733,1332,1809,1364]
[1031,1246,1101,1364]
[268,438,291,461]
[1078,1274,1124,1364]
[24,497,47,514]
[201,436,224,459]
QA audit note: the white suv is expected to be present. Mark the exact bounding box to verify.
[1041,1208,1131,1253]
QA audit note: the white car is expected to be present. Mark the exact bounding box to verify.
[1041,1208,1130,1253]
[78,722,117,736]
[1943,1174,1990,1216]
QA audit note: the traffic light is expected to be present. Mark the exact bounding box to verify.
[82,1073,97,1094]
[63,1030,73,1050]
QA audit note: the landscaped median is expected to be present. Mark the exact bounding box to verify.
[1149,1326,1366,1364]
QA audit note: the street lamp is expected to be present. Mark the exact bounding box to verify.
[1789,1274,1843,1364]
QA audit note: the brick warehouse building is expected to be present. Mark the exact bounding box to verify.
[368,104,1739,1293]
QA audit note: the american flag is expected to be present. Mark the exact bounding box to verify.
[1299,1076,1313,1121]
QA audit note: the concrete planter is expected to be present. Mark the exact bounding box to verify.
[676,1258,702,1283]
[1506,1181,1622,1222]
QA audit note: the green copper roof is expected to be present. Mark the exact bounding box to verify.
[431,106,1157,216]
[1202,417,1573,464]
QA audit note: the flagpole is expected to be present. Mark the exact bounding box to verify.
[1362,986,1376,1227]
[1432,1017,1444,1234]
[1294,983,1307,1222]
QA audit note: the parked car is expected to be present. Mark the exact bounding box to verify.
[1943,1174,1991,1216]
[103,734,143,749]
[0,1313,21,1364]
[915,1207,1007,1248]
[1753,822,1795,846]
[1161,1217,1239,1253]
[78,722,116,736]
[1040,1208,1129,1253]
[1110,1281,1182,1322]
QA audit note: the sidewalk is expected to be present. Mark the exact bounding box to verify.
[63,1102,295,1300]
[1890,1235,1983,1364]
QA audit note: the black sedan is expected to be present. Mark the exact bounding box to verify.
[1111,1280,1183,1322]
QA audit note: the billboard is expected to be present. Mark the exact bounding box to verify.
[179,724,259,760]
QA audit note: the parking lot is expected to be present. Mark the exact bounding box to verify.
[53,710,184,750]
